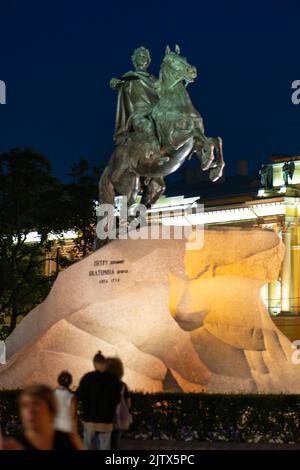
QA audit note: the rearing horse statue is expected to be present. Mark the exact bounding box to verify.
[98,45,224,231]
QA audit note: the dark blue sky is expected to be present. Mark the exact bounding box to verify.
[1,0,300,179]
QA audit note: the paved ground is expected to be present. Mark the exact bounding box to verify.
[122,440,300,450]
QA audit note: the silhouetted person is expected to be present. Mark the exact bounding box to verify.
[76,351,121,450]
[106,357,132,450]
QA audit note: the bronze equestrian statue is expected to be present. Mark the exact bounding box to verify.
[96,45,224,242]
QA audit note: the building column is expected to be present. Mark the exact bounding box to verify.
[268,280,280,315]
[281,226,292,313]
[291,223,300,315]
[264,222,281,315]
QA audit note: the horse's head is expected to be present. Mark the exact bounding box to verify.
[160,45,197,87]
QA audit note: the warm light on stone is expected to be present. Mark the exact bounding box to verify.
[0,226,299,393]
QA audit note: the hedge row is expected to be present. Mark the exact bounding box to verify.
[126,393,300,443]
[1,391,300,443]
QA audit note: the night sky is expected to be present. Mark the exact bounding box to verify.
[1,0,300,180]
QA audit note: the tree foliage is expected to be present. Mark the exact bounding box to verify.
[65,158,103,257]
[0,148,101,334]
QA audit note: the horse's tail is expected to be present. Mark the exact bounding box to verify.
[94,166,116,250]
[98,166,115,206]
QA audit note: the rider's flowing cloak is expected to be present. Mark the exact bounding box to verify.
[114,70,158,144]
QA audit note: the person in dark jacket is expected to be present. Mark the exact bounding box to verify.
[76,351,121,450]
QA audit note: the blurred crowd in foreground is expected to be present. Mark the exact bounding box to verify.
[0,351,132,450]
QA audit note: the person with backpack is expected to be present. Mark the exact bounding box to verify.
[106,357,132,450]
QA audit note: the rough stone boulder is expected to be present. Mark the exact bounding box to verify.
[0,226,299,393]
